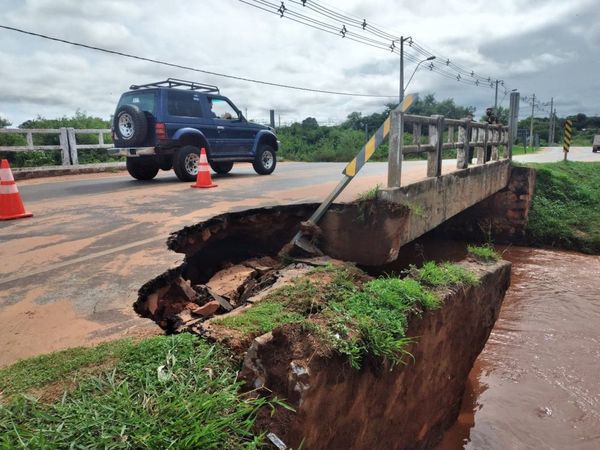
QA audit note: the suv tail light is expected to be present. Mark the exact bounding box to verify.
[155,122,167,140]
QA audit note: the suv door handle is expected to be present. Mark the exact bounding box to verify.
[217,126,225,131]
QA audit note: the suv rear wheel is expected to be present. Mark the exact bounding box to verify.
[126,157,159,180]
[114,105,148,147]
[210,161,234,174]
[253,144,276,175]
[173,145,202,182]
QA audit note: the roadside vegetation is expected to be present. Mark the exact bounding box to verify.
[215,261,479,369]
[527,161,600,254]
[0,335,278,449]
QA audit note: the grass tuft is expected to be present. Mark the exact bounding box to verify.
[467,244,501,262]
[356,184,381,202]
[409,261,480,288]
[212,301,305,335]
[325,277,438,369]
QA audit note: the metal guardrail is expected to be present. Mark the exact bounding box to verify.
[0,128,112,165]
[387,112,512,188]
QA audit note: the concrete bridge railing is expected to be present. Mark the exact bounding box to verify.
[0,128,112,166]
[387,112,512,188]
[373,92,521,262]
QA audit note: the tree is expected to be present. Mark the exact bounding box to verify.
[0,117,10,128]
[409,94,475,119]
[301,117,319,128]
[479,106,509,125]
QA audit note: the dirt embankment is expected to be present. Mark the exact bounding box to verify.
[240,261,510,450]
[133,200,511,449]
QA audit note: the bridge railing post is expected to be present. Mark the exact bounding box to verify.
[456,119,470,169]
[476,126,485,164]
[491,126,499,161]
[427,114,443,177]
[59,128,71,166]
[387,110,403,188]
[67,128,79,165]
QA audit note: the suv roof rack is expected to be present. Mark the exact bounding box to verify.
[129,78,220,93]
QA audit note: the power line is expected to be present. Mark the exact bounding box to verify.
[241,0,393,51]
[0,23,397,99]
[251,0,505,91]
[240,0,503,91]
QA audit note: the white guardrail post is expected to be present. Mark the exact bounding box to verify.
[59,127,71,166]
[67,128,78,165]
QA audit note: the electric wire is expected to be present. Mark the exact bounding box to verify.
[0,23,399,98]
[242,0,506,91]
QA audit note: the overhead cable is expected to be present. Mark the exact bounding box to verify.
[0,23,398,98]
[242,0,504,91]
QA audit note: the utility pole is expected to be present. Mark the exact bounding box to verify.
[494,80,499,111]
[529,94,536,149]
[394,36,411,105]
[548,97,554,145]
[400,36,404,104]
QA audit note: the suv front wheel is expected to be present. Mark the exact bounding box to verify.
[253,144,276,175]
[173,145,201,182]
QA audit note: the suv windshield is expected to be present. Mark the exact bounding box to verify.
[117,91,156,114]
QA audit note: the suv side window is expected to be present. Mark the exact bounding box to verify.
[208,97,240,120]
[167,91,203,118]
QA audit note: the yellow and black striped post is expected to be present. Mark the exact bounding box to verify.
[290,94,415,255]
[343,94,415,178]
[563,119,573,161]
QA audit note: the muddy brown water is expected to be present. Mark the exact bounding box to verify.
[437,246,600,450]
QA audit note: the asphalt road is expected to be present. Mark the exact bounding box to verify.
[1,146,597,366]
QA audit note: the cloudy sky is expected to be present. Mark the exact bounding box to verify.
[0,0,598,126]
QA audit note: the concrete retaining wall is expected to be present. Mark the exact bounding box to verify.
[377,160,511,261]
[437,165,536,244]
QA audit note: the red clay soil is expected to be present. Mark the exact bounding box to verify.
[240,261,512,450]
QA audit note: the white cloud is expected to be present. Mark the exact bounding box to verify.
[0,0,598,126]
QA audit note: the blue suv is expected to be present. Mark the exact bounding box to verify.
[109,79,279,181]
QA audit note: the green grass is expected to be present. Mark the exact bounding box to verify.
[527,161,600,254]
[212,300,305,335]
[467,244,501,262]
[356,184,381,202]
[215,262,478,370]
[512,144,540,155]
[409,261,480,288]
[0,335,276,449]
[0,340,134,397]
[324,277,438,369]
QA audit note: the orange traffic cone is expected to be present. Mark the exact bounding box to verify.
[191,148,217,189]
[0,159,33,220]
